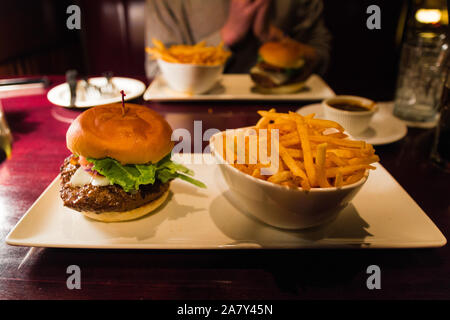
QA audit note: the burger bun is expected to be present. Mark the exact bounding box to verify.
[81,189,170,222]
[258,41,305,69]
[67,103,174,165]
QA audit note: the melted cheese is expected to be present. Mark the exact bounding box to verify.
[70,167,111,187]
[250,66,290,85]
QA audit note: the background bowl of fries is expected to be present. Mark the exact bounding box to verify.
[147,39,231,94]
[209,110,378,230]
[157,59,224,94]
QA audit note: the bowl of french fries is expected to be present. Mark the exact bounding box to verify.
[209,109,379,229]
[146,39,231,94]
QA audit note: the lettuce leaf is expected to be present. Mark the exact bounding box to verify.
[283,67,302,77]
[87,155,205,192]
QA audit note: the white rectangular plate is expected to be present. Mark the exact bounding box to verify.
[143,74,335,101]
[6,155,446,249]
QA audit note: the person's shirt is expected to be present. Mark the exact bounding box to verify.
[145,0,331,78]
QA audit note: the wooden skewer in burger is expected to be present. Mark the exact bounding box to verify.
[60,91,205,222]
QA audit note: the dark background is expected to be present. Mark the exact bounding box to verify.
[0,0,415,101]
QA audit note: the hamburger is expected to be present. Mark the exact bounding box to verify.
[60,103,205,222]
[250,40,312,94]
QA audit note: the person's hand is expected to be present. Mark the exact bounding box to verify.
[295,41,319,67]
[220,0,267,46]
[255,24,286,43]
[252,1,289,43]
[252,0,271,42]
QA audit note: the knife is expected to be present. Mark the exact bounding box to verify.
[66,70,78,107]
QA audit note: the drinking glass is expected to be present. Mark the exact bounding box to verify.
[393,33,448,126]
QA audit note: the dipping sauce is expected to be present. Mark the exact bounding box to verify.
[329,102,370,112]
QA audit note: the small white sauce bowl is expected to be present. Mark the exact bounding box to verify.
[209,129,369,230]
[157,59,224,94]
[322,95,378,136]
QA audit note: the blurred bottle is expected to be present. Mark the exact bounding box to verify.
[0,101,12,159]
[393,0,449,127]
[431,62,450,171]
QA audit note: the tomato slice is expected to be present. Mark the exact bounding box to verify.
[69,157,79,165]
[78,156,91,167]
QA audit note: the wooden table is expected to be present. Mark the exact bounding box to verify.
[0,76,449,300]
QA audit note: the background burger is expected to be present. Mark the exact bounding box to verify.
[250,39,316,94]
[60,103,205,222]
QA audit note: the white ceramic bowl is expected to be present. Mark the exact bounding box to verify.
[209,129,369,230]
[322,95,378,135]
[157,59,224,94]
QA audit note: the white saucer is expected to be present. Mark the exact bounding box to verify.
[47,77,146,108]
[296,102,408,145]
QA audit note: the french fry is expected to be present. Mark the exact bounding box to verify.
[152,38,166,50]
[327,149,358,158]
[335,170,343,187]
[268,122,296,133]
[257,111,345,132]
[286,148,303,158]
[316,143,331,188]
[295,160,306,170]
[279,145,310,190]
[325,165,375,178]
[279,130,298,141]
[343,170,366,185]
[279,131,363,150]
[256,108,276,129]
[280,138,301,148]
[146,39,230,65]
[309,135,365,149]
[257,110,292,122]
[327,152,347,166]
[347,155,380,165]
[268,171,292,183]
[291,113,316,186]
[227,109,378,190]
[306,118,345,132]
[324,132,348,139]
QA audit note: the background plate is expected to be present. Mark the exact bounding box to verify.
[144,74,335,101]
[47,77,146,108]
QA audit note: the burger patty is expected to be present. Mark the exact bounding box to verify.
[250,73,279,88]
[250,70,307,88]
[60,155,170,213]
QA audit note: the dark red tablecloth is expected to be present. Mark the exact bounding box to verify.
[0,76,448,299]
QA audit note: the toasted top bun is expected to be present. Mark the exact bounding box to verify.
[259,41,305,69]
[67,103,174,164]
